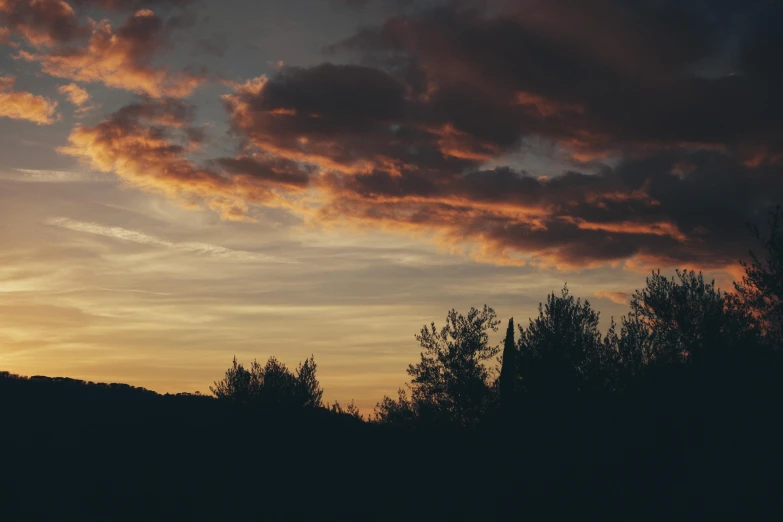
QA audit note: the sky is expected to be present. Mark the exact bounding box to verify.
[0,0,781,412]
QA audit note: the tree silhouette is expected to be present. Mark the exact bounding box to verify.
[328,399,363,420]
[295,355,324,408]
[374,388,416,425]
[210,355,323,409]
[735,205,783,348]
[517,285,617,396]
[627,270,758,368]
[209,356,255,405]
[375,305,500,426]
[497,317,517,412]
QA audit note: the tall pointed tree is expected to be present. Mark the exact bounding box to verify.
[498,317,516,413]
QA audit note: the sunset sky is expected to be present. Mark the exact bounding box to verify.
[1,0,781,412]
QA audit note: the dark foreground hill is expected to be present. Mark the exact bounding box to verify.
[2,369,783,522]
[0,373,506,521]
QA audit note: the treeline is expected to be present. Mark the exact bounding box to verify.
[212,207,783,431]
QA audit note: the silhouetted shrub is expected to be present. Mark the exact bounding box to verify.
[736,205,783,348]
[625,270,759,367]
[375,305,500,426]
[517,285,618,397]
[210,355,323,409]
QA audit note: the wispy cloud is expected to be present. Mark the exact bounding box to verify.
[594,290,632,305]
[5,168,98,182]
[58,83,96,116]
[45,217,296,263]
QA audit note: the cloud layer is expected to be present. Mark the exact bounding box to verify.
[212,0,783,270]
[7,0,782,273]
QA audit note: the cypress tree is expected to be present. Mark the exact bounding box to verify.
[498,317,516,413]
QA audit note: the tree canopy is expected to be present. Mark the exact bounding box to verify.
[210,355,323,409]
[376,305,500,426]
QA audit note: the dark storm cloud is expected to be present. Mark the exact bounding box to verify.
[316,150,783,269]
[223,64,487,174]
[217,0,783,269]
[336,0,783,157]
[16,0,770,271]
[214,156,312,189]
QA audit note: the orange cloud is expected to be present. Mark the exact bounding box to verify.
[0,0,87,47]
[562,217,688,242]
[58,82,88,106]
[430,123,500,162]
[64,98,780,276]
[57,82,94,115]
[0,75,58,124]
[17,9,203,98]
[594,290,631,305]
[59,99,312,220]
[740,145,783,168]
[514,91,584,117]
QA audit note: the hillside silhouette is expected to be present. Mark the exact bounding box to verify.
[2,207,783,521]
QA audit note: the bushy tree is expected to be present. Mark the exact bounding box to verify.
[209,356,256,405]
[295,356,324,408]
[374,389,416,425]
[612,312,655,379]
[375,306,500,426]
[735,206,783,348]
[627,270,758,368]
[329,399,363,421]
[210,355,323,409]
[517,286,618,395]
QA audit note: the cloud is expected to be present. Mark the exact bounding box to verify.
[222,65,499,178]
[58,99,313,220]
[203,0,783,271]
[58,83,88,106]
[0,0,193,48]
[68,0,194,10]
[0,0,88,46]
[321,150,783,270]
[0,75,58,124]
[44,0,783,274]
[215,48,781,270]
[45,217,295,263]
[57,82,94,115]
[6,168,97,182]
[594,290,632,305]
[333,1,783,162]
[17,9,203,97]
